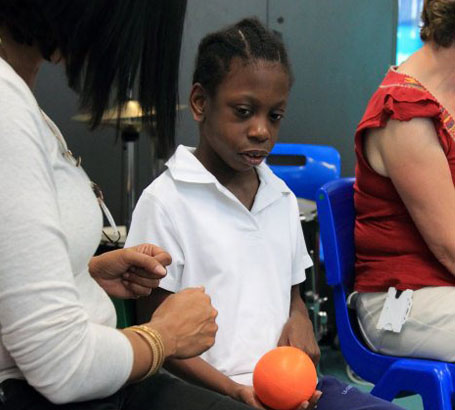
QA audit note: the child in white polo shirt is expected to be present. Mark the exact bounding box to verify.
[126,18,403,410]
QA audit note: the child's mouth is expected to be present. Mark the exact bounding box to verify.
[240,151,267,166]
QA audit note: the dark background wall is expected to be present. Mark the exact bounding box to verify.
[267,0,397,177]
[35,0,397,226]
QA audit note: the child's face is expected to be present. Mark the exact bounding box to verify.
[191,58,290,174]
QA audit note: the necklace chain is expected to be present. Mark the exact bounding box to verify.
[39,111,120,241]
[39,109,82,167]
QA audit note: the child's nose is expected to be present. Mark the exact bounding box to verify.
[247,118,270,143]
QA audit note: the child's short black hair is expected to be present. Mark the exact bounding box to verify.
[193,17,293,96]
[0,0,187,157]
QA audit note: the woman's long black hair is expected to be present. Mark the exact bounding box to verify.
[0,0,187,157]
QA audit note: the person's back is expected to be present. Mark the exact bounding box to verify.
[354,68,455,293]
[353,0,455,363]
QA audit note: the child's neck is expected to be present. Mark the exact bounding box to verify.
[194,148,260,210]
[220,170,260,211]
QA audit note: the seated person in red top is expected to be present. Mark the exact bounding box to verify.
[353,0,455,361]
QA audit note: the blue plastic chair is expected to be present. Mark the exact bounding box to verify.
[266,143,341,201]
[267,143,340,263]
[316,178,455,410]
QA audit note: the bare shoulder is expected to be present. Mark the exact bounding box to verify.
[364,117,439,176]
[384,117,436,138]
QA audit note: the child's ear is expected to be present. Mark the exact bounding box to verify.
[190,83,207,123]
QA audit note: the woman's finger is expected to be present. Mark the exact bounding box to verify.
[132,244,172,265]
[125,267,166,280]
[122,280,154,297]
[123,272,160,289]
[123,250,169,277]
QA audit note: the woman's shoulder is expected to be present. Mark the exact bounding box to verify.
[357,68,441,132]
[378,68,433,100]
[370,68,436,106]
[0,59,45,148]
[0,58,37,109]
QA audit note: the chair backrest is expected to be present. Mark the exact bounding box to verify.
[317,178,455,406]
[316,178,356,288]
[266,143,341,200]
[316,177,397,383]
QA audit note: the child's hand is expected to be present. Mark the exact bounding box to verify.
[231,384,322,410]
[277,313,321,366]
[297,390,323,410]
[230,383,266,409]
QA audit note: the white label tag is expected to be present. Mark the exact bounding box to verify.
[376,287,413,333]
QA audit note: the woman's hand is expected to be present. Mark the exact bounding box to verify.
[148,287,218,358]
[278,313,321,366]
[89,244,171,299]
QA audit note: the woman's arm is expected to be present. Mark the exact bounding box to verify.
[122,287,218,382]
[0,86,217,403]
[364,117,455,274]
[146,289,232,392]
[0,84,141,403]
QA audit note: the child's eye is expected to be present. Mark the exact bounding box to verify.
[270,112,285,122]
[235,107,253,118]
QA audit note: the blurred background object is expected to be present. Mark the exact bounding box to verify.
[397,0,424,64]
[35,0,398,226]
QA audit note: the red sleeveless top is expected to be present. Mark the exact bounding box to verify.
[354,68,455,292]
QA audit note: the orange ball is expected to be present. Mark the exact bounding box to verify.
[253,347,317,410]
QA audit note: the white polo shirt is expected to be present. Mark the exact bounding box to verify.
[126,145,313,385]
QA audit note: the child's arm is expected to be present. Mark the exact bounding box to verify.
[148,288,265,408]
[166,357,264,408]
[278,285,320,365]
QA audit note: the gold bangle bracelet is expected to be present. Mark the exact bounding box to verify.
[133,325,165,368]
[128,328,158,381]
[130,328,160,380]
[128,326,163,380]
